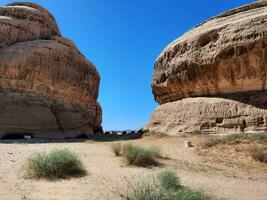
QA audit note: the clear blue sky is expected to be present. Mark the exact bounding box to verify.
[1,0,254,130]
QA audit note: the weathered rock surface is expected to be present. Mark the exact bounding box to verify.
[153,2,267,104]
[146,96,267,135]
[0,2,102,139]
[147,2,267,134]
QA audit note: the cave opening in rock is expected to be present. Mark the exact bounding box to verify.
[215,117,224,124]
[1,133,33,140]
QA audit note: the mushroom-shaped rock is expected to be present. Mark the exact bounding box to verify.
[153,2,267,104]
[146,2,267,135]
[0,2,102,139]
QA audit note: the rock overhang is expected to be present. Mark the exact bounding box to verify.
[153,2,267,105]
[146,2,267,134]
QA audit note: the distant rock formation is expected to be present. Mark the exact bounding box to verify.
[0,2,102,139]
[146,2,267,135]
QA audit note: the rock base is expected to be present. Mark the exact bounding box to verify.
[145,97,267,135]
[0,92,101,139]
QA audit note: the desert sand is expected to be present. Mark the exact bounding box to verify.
[0,136,266,200]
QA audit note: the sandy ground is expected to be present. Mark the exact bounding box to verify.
[0,136,266,200]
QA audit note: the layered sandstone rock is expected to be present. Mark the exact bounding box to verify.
[146,2,267,134]
[147,96,267,135]
[0,2,102,139]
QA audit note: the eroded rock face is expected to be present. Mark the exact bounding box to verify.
[0,2,102,139]
[147,2,267,134]
[153,2,267,105]
[146,96,267,135]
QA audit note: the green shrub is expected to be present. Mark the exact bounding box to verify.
[122,144,159,167]
[149,146,161,158]
[25,148,86,179]
[157,170,180,190]
[120,174,214,200]
[111,142,122,156]
[119,179,162,200]
[168,188,214,200]
[120,185,213,200]
[249,145,267,163]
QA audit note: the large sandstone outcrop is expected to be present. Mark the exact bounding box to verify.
[146,2,267,134]
[147,96,267,135]
[0,2,102,139]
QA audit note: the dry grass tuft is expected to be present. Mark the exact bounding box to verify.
[197,133,267,165]
[25,148,86,180]
[143,130,168,138]
[200,133,267,149]
[249,145,267,163]
[157,170,181,190]
[119,172,214,200]
[122,144,161,167]
[111,142,122,156]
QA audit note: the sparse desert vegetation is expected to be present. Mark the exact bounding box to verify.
[120,170,214,200]
[142,130,168,138]
[25,148,86,180]
[200,133,267,148]
[111,142,122,156]
[0,137,266,200]
[0,1,267,200]
[111,143,162,167]
[121,144,161,167]
[249,145,267,163]
[157,169,180,190]
[197,133,267,166]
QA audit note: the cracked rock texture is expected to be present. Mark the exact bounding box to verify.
[147,96,267,135]
[0,2,102,139]
[146,2,267,134]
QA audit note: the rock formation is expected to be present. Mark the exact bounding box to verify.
[0,2,102,139]
[146,2,267,135]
